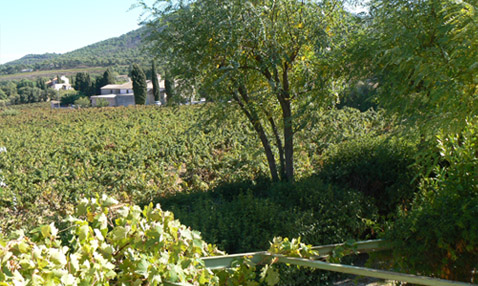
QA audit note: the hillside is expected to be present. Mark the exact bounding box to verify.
[0,26,149,76]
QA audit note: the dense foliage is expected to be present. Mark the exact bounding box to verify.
[319,135,419,215]
[358,0,478,133]
[0,79,54,105]
[388,119,478,282]
[0,196,221,285]
[159,176,377,254]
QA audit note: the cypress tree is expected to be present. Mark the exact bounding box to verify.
[74,73,82,91]
[151,62,160,102]
[165,76,174,104]
[75,72,92,96]
[95,69,115,94]
[36,78,46,90]
[103,68,114,85]
[95,77,103,95]
[130,64,147,105]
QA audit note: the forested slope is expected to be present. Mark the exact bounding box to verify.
[0,27,148,75]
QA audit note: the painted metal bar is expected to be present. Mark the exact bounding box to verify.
[164,282,187,286]
[202,239,389,269]
[202,251,269,270]
[311,239,390,258]
[201,239,476,286]
[274,255,474,286]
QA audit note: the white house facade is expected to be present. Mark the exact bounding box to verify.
[91,75,167,107]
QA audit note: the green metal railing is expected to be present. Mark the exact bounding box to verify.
[165,239,476,286]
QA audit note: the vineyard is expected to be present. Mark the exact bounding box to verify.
[0,103,389,233]
[1,101,478,284]
[0,103,399,284]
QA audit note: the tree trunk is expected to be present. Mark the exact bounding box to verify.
[282,100,294,182]
[266,113,286,180]
[279,64,294,182]
[232,91,280,182]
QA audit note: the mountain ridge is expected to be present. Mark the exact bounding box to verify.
[0,27,148,76]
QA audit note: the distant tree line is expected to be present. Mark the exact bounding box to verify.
[74,68,115,97]
[0,78,55,105]
[1,64,175,106]
[0,68,117,106]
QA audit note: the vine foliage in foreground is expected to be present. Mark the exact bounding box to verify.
[0,195,319,285]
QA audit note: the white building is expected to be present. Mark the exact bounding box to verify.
[48,76,72,91]
[91,75,167,107]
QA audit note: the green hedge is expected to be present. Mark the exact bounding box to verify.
[318,135,419,215]
[157,176,377,254]
[157,176,378,285]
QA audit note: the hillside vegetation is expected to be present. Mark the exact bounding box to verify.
[0,27,148,76]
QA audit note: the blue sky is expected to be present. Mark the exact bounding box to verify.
[0,0,368,65]
[0,0,147,64]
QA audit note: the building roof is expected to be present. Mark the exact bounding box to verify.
[101,81,133,90]
[91,94,118,99]
[100,75,165,90]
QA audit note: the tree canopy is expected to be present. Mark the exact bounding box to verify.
[140,0,350,181]
[358,0,478,133]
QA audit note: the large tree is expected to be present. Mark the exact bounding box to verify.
[130,64,147,105]
[140,0,347,181]
[359,0,478,133]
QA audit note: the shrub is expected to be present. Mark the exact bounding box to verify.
[158,176,378,285]
[387,120,478,282]
[74,96,91,108]
[337,80,378,112]
[60,92,80,105]
[96,98,110,107]
[0,196,219,285]
[319,135,419,215]
[158,176,377,254]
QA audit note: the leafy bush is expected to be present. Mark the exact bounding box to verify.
[387,120,478,282]
[74,96,91,108]
[337,80,378,112]
[60,92,80,105]
[158,176,377,254]
[319,135,419,215]
[0,195,221,285]
[0,195,324,285]
[95,98,110,107]
[158,176,377,285]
